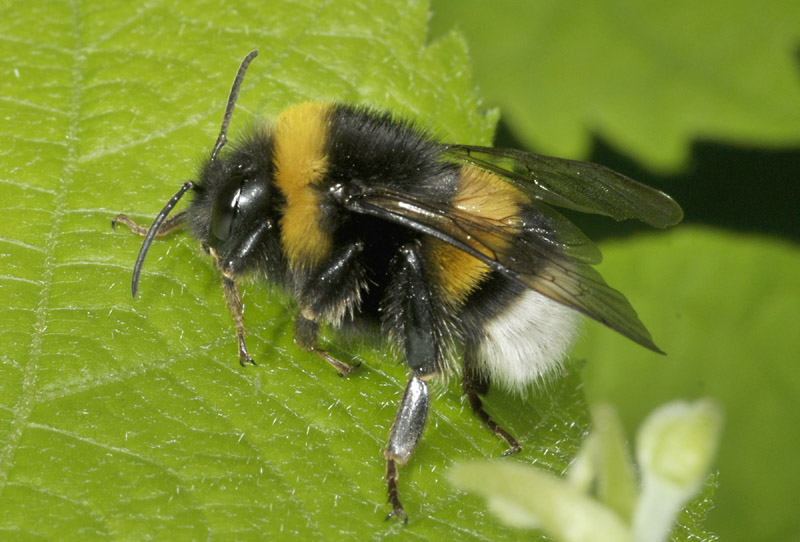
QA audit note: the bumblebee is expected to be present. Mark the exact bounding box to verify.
[113,50,683,522]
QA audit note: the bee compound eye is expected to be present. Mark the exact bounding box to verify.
[211,179,243,242]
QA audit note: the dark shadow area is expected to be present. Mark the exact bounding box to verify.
[494,120,800,244]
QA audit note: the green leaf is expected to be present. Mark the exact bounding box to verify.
[430,0,800,170]
[670,474,719,542]
[0,1,597,539]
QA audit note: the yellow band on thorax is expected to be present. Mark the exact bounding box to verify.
[273,101,335,269]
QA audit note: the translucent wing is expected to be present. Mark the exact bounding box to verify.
[444,145,684,228]
[342,185,663,352]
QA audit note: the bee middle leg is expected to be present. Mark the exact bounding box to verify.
[293,314,357,376]
[292,241,367,376]
[462,353,520,455]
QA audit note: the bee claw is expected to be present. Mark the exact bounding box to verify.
[239,356,257,367]
[385,506,408,525]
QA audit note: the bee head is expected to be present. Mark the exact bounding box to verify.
[193,133,278,275]
[191,49,283,276]
[209,156,270,247]
[128,51,273,297]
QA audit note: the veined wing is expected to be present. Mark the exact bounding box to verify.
[343,185,662,353]
[444,145,683,228]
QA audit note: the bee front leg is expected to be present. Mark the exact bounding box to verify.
[112,210,187,238]
[221,275,256,366]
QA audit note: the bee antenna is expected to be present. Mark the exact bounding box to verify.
[131,181,195,298]
[211,49,259,161]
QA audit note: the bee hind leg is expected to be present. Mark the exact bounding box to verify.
[383,240,448,523]
[462,353,520,455]
[385,375,429,525]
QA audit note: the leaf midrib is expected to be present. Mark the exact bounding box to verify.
[0,0,84,500]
